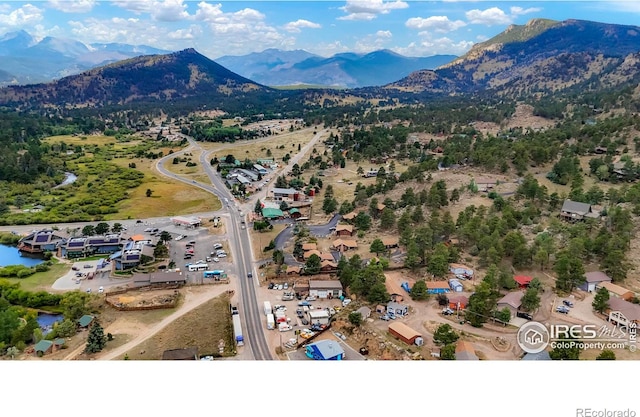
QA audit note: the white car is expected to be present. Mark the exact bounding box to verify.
[98,286,104,293]
[217,253,227,258]
[213,258,220,262]
[175,235,185,241]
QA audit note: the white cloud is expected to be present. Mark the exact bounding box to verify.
[605,1,640,13]
[0,4,11,14]
[406,16,466,33]
[510,6,542,16]
[353,30,393,52]
[394,36,474,56]
[338,0,408,21]
[47,0,97,13]
[167,25,202,40]
[305,41,350,57]
[112,0,191,22]
[465,7,512,26]
[0,4,44,28]
[283,19,321,33]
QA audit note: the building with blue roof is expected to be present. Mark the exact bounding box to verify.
[305,340,345,360]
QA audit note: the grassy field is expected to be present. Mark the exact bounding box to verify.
[118,292,235,359]
[43,134,119,147]
[6,262,70,292]
[250,224,286,260]
[200,126,318,163]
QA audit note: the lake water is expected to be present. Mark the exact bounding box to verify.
[0,244,44,267]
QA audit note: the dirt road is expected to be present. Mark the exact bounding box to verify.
[64,285,230,360]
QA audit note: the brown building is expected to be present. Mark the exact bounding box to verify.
[335,224,354,237]
[388,322,423,346]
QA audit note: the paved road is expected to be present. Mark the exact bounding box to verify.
[156,134,273,360]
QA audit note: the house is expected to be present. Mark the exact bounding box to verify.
[109,241,153,270]
[475,177,498,192]
[356,306,371,320]
[271,187,301,202]
[78,315,95,328]
[381,237,399,249]
[162,347,199,360]
[303,249,322,260]
[309,280,343,299]
[150,271,188,286]
[342,211,358,221]
[61,234,123,259]
[607,297,640,327]
[288,208,302,219]
[253,164,268,175]
[237,168,259,182]
[262,207,285,219]
[426,281,451,294]
[18,229,66,255]
[320,260,338,272]
[388,322,423,346]
[596,282,634,301]
[309,309,331,325]
[386,301,408,317]
[305,340,344,360]
[449,279,464,292]
[320,252,335,262]
[171,216,202,227]
[335,224,354,237]
[522,351,551,360]
[497,291,524,315]
[286,266,302,275]
[376,305,386,314]
[455,341,479,360]
[235,174,251,185]
[514,275,533,288]
[449,263,473,279]
[560,199,600,221]
[302,243,317,251]
[332,239,358,252]
[580,271,613,292]
[449,295,468,310]
[34,340,55,356]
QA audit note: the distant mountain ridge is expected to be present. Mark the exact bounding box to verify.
[388,19,640,97]
[0,30,171,86]
[216,48,457,88]
[0,48,269,109]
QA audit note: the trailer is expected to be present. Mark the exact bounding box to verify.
[232,314,244,346]
[263,301,272,316]
[266,313,275,330]
[203,269,224,278]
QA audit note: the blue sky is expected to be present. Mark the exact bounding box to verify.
[1,1,640,58]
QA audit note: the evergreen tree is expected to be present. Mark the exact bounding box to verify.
[84,321,107,354]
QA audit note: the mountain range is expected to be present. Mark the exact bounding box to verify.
[216,49,456,88]
[387,18,640,97]
[1,18,639,110]
[0,30,171,86]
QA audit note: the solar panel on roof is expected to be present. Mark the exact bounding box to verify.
[68,241,85,247]
[35,235,49,243]
[127,254,140,261]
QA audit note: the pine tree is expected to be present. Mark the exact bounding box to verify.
[84,321,107,354]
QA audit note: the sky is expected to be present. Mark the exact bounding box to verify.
[1,1,640,59]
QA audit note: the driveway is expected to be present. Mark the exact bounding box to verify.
[273,213,342,252]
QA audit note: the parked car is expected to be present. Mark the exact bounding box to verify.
[268,283,275,289]
[442,308,454,315]
[563,300,574,308]
[296,309,304,318]
[517,311,533,320]
[98,286,104,293]
[72,266,79,271]
[298,301,311,307]
[277,284,283,290]
[83,264,92,269]
[379,315,390,321]
[283,283,289,290]
[556,305,570,314]
[306,296,316,301]
[217,253,227,258]
[342,298,352,307]
[301,318,309,326]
